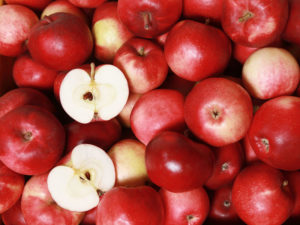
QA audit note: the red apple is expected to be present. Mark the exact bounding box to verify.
[0,105,65,175]
[27,12,93,71]
[65,119,122,153]
[0,55,16,96]
[0,4,38,56]
[4,0,52,11]
[0,161,24,214]
[221,0,289,48]
[1,200,26,225]
[205,142,244,190]
[233,43,259,64]
[81,207,97,225]
[21,173,84,225]
[114,37,168,94]
[283,0,300,46]
[248,96,300,171]
[117,0,182,38]
[130,89,186,145]
[0,87,56,119]
[13,53,59,91]
[146,131,214,192]
[155,31,169,47]
[242,47,300,100]
[184,77,253,147]
[96,186,165,225]
[92,1,134,63]
[159,187,210,225]
[242,133,259,164]
[164,20,232,81]
[68,0,106,8]
[232,162,294,225]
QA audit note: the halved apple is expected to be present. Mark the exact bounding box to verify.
[59,63,129,124]
[47,144,116,212]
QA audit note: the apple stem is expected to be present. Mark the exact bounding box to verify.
[261,138,269,153]
[23,131,32,142]
[137,47,145,56]
[223,200,231,208]
[221,162,229,171]
[239,11,254,22]
[143,12,152,30]
[282,180,289,187]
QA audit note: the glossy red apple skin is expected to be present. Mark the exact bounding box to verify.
[117,0,182,38]
[243,133,259,164]
[232,162,294,225]
[160,187,210,225]
[233,43,259,64]
[68,0,106,8]
[184,77,253,147]
[221,0,289,48]
[5,0,52,11]
[130,89,186,145]
[206,185,241,225]
[283,0,300,46]
[0,4,38,56]
[27,12,93,71]
[1,200,26,225]
[13,53,59,91]
[0,105,65,175]
[81,207,97,225]
[0,162,24,214]
[183,0,224,23]
[114,37,168,94]
[65,119,121,153]
[248,96,300,171]
[205,142,244,190]
[21,173,84,225]
[92,1,134,63]
[96,186,164,225]
[0,87,56,119]
[146,131,214,192]
[165,20,232,81]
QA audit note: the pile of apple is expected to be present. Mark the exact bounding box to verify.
[0,0,299,224]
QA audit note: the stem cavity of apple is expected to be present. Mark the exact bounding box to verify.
[261,138,270,153]
[221,162,230,171]
[142,12,152,30]
[238,11,254,23]
[22,131,33,142]
[223,200,231,208]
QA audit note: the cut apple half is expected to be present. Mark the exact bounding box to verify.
[59,63,129,124]
[47,144,116,212]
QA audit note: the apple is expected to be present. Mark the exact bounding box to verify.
[114,37,168,94]
[96,186,165,225]
[184,77,253,147]
[47,144,116,212]
[233,43,259,64]
[108,139,148,187]
[0,105,65,175]
[0,55,16,96]
[68,0,106,8]
[22,173,84,225]
[1,200,26,225]
[242,133,259,164]
[159,187,210,225]
[92,1,134,63]
[205,142,244,190]
[0,4,38,56]
[27,12,93,71]
[155,31,169,47]
[41,0,88,24]
[59,63,129,124]
[283,0,300,46]
[13,53,59,91]
[0,161,24,214]
[117,0,182,38]
[81,207,97,225]
[164,20,232,81]
[4,0,52,11]
[146,131,214,192]
[0,87,56,118]
[65,119,122,153]
[242,47,300,100]
[130,89,185,145]
[232,162,294,225]
[221,0,289,48]
[248,96,300,171]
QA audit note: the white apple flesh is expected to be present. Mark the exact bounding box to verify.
[59,63,129,124]
[47,144,116,212]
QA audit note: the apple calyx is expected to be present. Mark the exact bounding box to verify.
[59,63,129,124]
[239,11,254,22]
[47,144,116,212]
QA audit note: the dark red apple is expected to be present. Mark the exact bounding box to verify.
[27,12,93,71]
[159,187,210,225]
[146,131,214,192]
[96,186,165,225]
[0,105,65,175]
[242,133,259,164]
[1,200,26,225]
[0,55,16,96]
[68,0,106,8]
[221,0,289,48]
[164,20,232,81]
[184,77,253,147]
[4,0,52,11]
[81,207,97,225]
[283,0,300,46]
[117,0,182,38]
[114,37,168,94]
